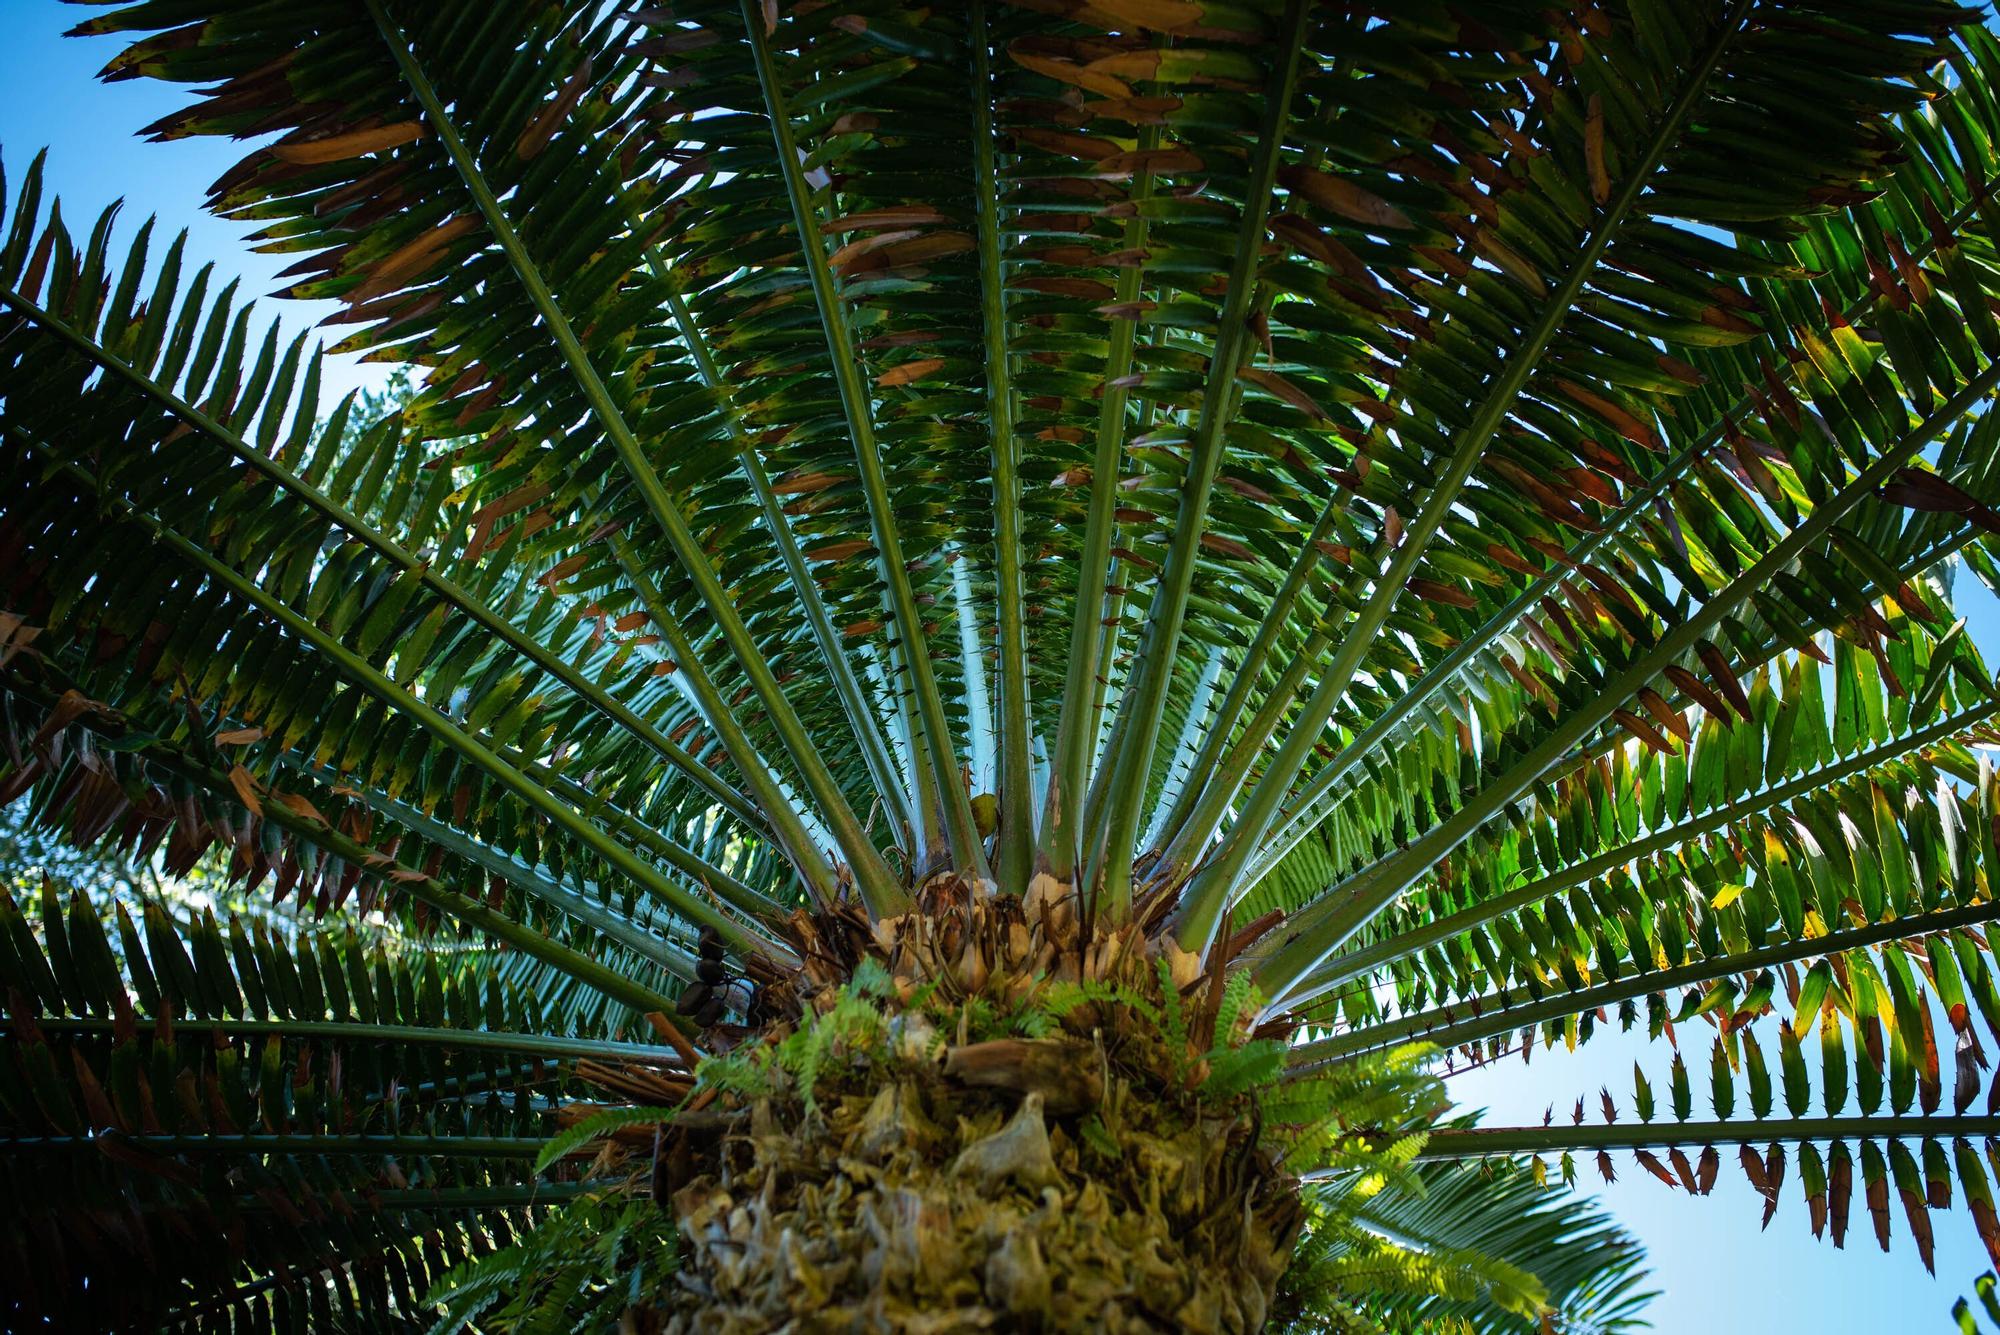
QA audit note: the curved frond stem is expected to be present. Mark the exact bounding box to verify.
[1138,96,1349,877]
[1250,199,2000,892]
[889,630,949,859]
[1293,895,2000,1069]
[1176,0,1759,956]
[736,443,920,852]
[949,552,998,796]
[9,5,1998,1321]
[589,22,914,846]
[1159,624,1325,887]
[970,0,1033,893]
[17,1021,680,1066]
[0,670,690,1011]
[1421,518,1991,885]
[1079,393,1165,852]
[492,749,782,921]
[647,267,917,851]
[293,762,707,973]
[362,0,898,911]
[1416,1116,2000,1161]
[737,0,987,882]
[234,793,685,1013]
[1269,517,1993,1018]
[1254,355,2000,1003]
[1087,560,1130,773]
[1090,0,1312,920]
[1152,497,1344,874]
[1042,122,1161,880]
[0,283,768,837]
[600,529,850,909]
[20,437,793,964]
[1144,643,1228,846]
[0,1133,550,1157]
[1303,697,2000,997]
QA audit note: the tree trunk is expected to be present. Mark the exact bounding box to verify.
[638,877,1304,1332]
[659,1076,1300,1332]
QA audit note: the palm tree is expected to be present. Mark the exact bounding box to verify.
[4,0,2000,1327]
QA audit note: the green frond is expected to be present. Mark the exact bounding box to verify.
[0,874,651,1327]
[18,0,2000,1322]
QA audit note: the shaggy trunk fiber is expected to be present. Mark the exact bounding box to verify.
[661,1061,1297,1332]
[622,876,1305,1333]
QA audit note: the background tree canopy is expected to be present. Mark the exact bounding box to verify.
[8,0,2000,1329]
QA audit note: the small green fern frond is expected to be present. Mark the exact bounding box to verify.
[426,1195,675,1335]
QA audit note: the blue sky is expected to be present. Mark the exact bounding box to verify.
[1,3,392,407]
[4,3,1998,1329]
[1452,1017,1994,1330]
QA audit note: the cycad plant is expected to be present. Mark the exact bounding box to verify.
[7,0,2000,1328]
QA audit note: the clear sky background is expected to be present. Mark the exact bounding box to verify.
[4,3,1999,1329]
[0,3,392,407]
